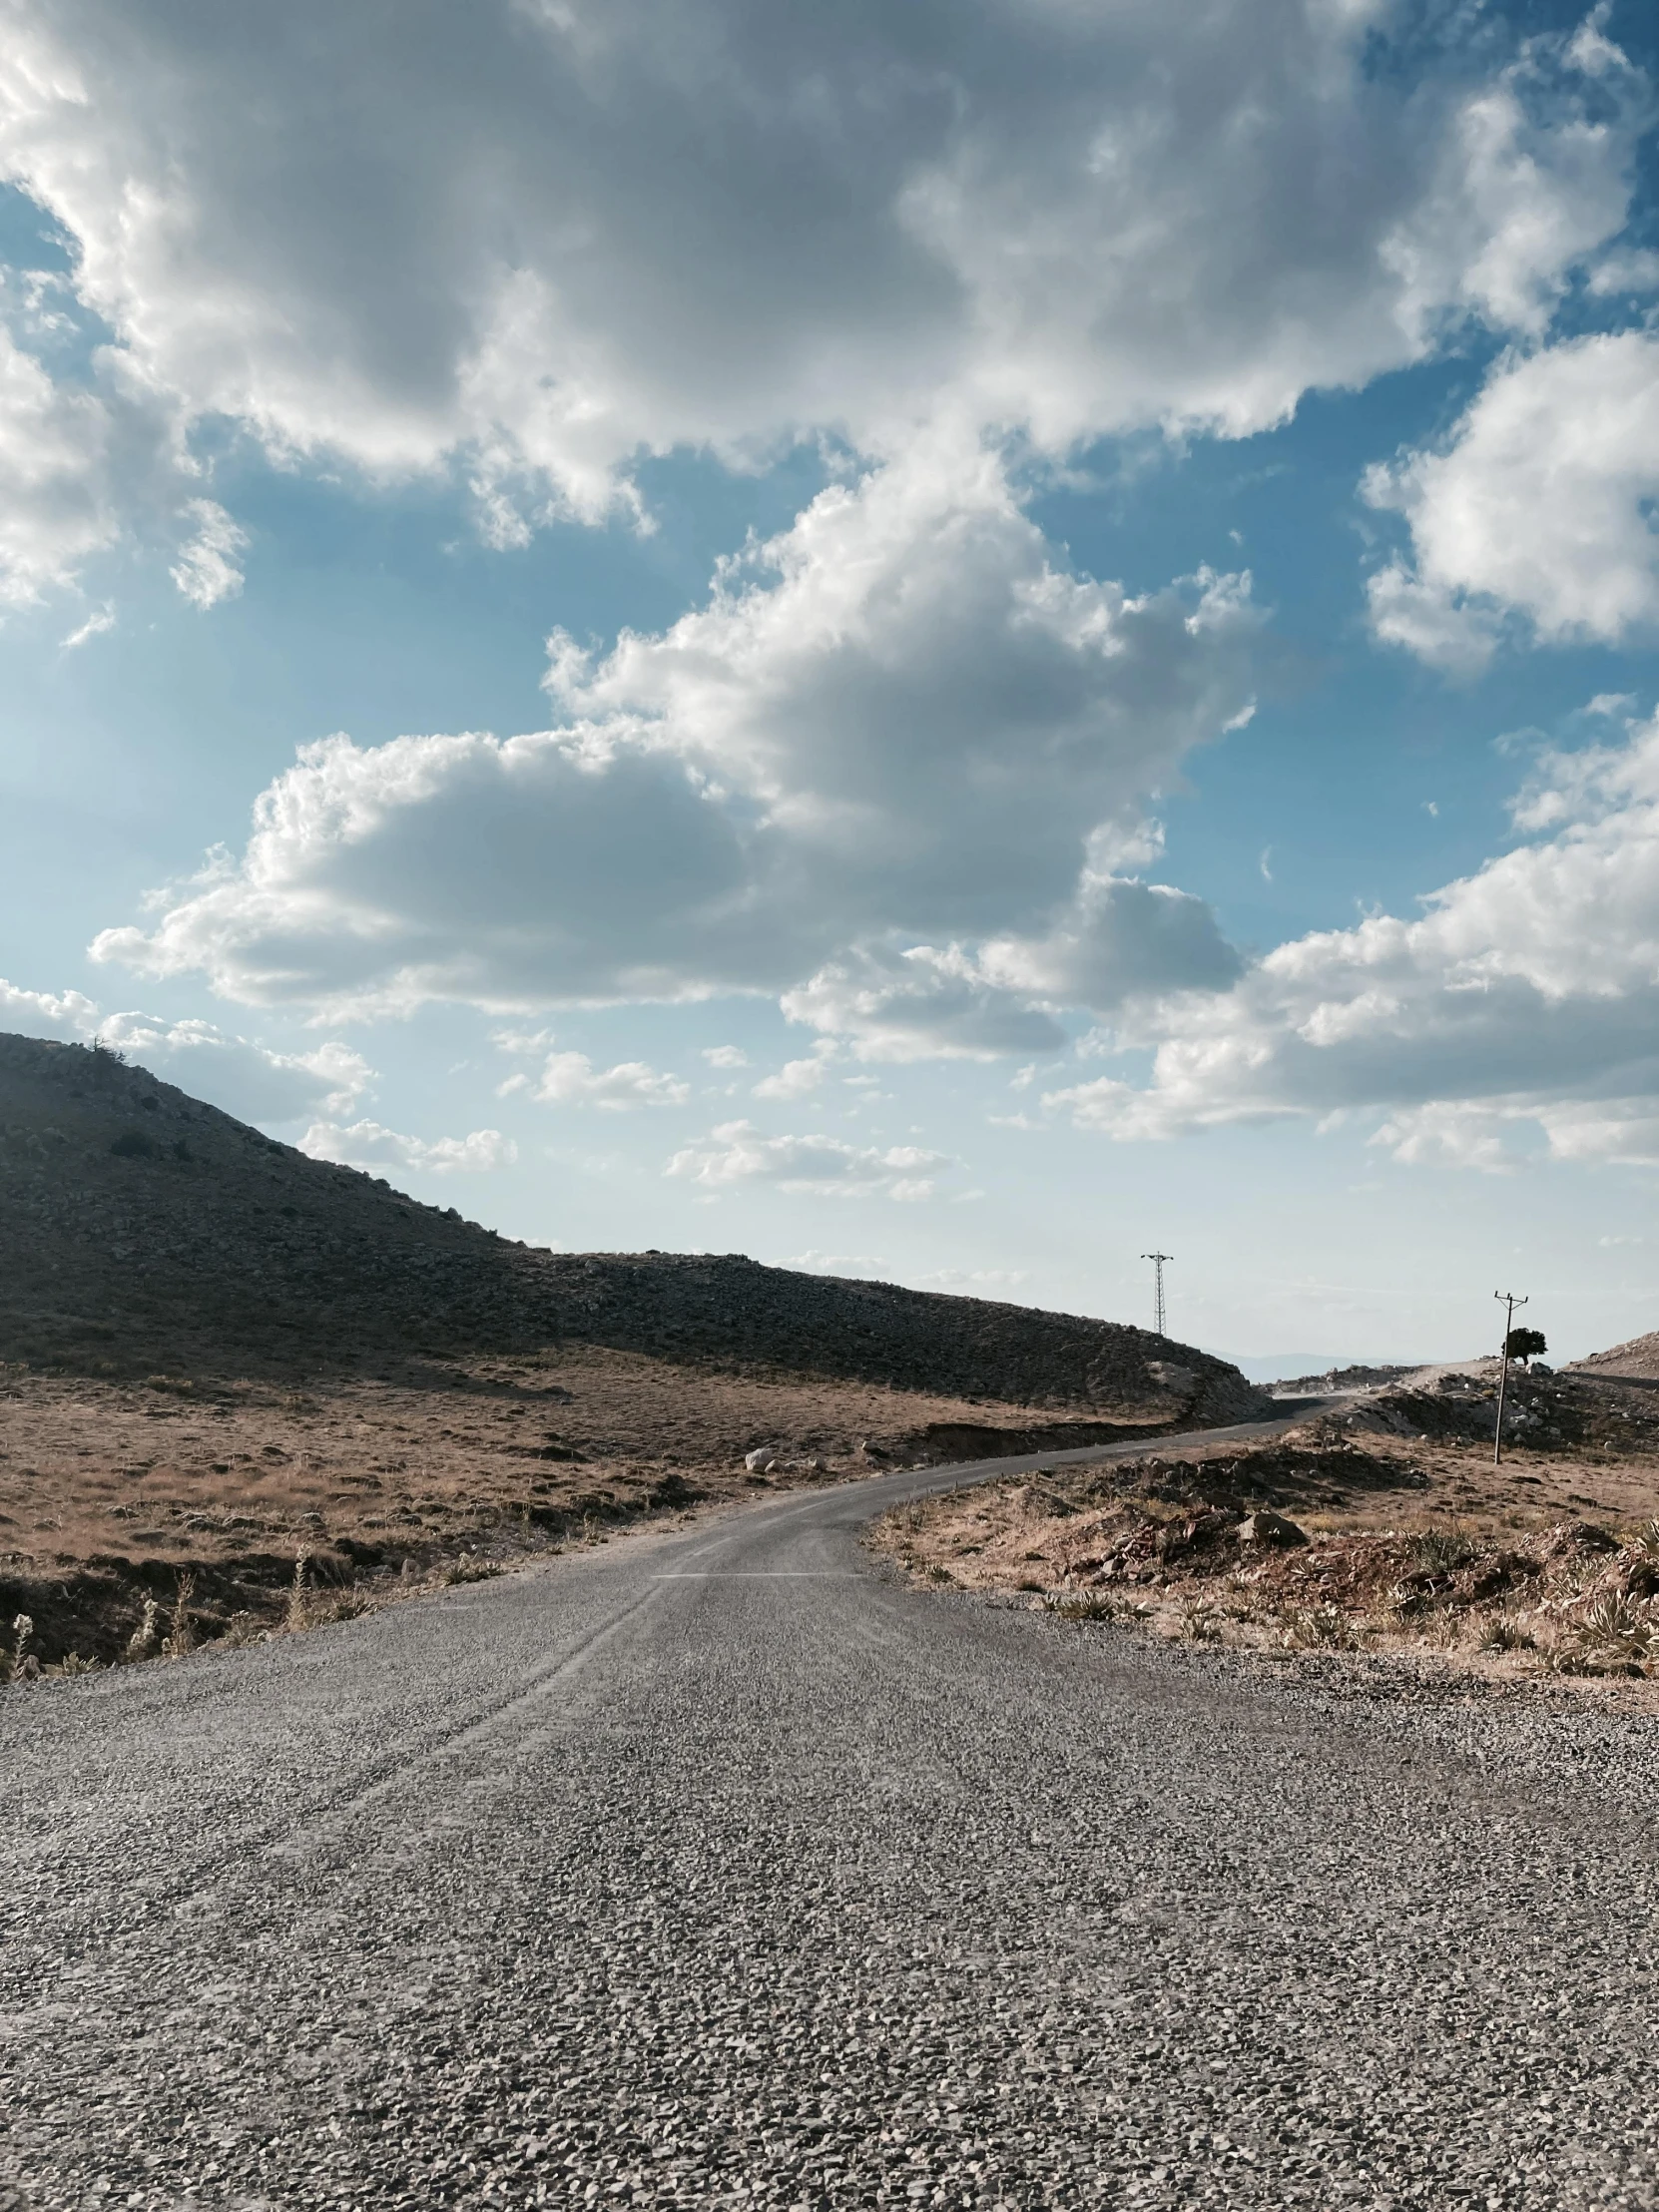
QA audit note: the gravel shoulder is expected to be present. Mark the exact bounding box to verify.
[4,1428,1659,2209]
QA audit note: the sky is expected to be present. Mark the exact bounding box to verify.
[4,0,1659,1372]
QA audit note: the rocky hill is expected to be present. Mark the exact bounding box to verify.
[1571,1331,1659,1383]
[0,1032,1263,1424]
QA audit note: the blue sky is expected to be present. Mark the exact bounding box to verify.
[5,0,1659,1370]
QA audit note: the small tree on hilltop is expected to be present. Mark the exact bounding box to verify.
[1506,1327,1547,1367]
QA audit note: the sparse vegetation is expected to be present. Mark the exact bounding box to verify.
[869,1398,1659,1698]
[1409,1523,1479,1574]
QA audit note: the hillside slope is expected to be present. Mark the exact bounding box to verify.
[0,1031,1262,1424]
[1571,1331,1659,1383]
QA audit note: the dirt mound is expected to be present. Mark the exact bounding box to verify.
[0,1031,1264,1422]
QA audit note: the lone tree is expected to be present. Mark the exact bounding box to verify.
[1505,1327,1547,1367]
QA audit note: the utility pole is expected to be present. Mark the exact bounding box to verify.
[1142,1252,1173,1338]
[1492,1290,1528,1467]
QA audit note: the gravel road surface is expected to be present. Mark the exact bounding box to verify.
[3,1422,1658,2210]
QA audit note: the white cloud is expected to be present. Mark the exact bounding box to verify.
[778,865,1243,1062]
[96,1015,372,1126]
[666,1119,945,1199]
[92,446,1261,1046]
[0,324,122,602]
[919,1268,1028,1290]
[1367,331,1659,664]
[701,1044,748,1069]
[1043,712,1659,1170]
[0,1,1643,585]
[299,1120,517,1174]
[0,975,372,1125]
[752,1043,835,1100]
[524,1048,689,1109]
[60,601,114,649]
[0,976,102,1034]
[784,1250,890,1276]
[169,498,247,609]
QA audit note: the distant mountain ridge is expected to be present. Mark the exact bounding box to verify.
[0,1031,1266,1424]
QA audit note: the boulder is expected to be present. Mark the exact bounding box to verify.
[1145,1360,1198,1398]
[1237,1508,1308,1548]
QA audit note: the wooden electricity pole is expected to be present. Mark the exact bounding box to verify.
[1492,1290,1528,1467]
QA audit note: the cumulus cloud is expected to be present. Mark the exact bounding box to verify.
[701,1045,748,1069]
[666,1120,945,1200]
[0,0,1644,583]
[0,975,101,1034]
[752,1044,836,1100]
[1367,331,1659,665]
[1044,712,1659,1169]
[0,975,372,1125]
[92,446,1262,1045]
[300,1120,517,1174]
[517,1048,689,1109]
[95,1015,373,1126]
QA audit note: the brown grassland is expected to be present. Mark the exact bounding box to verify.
[0,1345,1188,1672]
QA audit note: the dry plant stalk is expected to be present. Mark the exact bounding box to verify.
[126,1596,161,1662]
[285,1549,311,1633]
[2,1612,34,1685]
[163,1574,197,1659]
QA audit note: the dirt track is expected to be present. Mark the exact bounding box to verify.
[5,1421,1659,2208]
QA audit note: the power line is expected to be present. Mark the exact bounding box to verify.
[1142,1252,1173,1338]
[1492,1290,1528,1467]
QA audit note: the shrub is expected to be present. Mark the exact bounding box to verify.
[1410,1524,1479,1575]
[1042,1589,1147,1623]
[1281,1603,1366,1651]
[1476,1612,1535,1653]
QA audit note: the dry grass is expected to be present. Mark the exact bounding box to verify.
[869,1417,1659,1703]
[0,1341,1167,1672]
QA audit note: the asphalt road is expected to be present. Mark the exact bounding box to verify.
[3,1423,1659,2210]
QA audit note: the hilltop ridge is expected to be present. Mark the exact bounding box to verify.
[0,1030,1263,1425]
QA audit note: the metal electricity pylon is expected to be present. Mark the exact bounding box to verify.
[1142,1252,1174,1338]
[1492,1290,1529,1467]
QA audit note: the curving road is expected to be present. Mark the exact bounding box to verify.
[3,1424,1659,2210]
